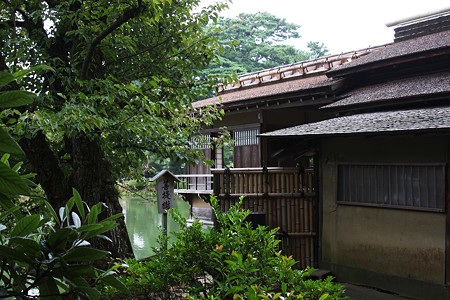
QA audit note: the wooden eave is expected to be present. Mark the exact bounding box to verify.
[321,70,450,114]
[260,106,450,139]
[321,93,450,115]
[327,47,450,79]
[326,29,450,79]
[221,83,341,113]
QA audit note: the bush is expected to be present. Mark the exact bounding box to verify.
[105,196,346,299]
[0,69,128,299]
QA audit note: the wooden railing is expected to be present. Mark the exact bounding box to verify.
[175,174,213,194]
[212,167,317,269]
[175,167,317,268]
[211,167,314,198]
[175,167,314,197]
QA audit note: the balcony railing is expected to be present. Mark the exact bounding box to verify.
[175,167,314,197]
[175,174,213,194]
[212,167,314,198]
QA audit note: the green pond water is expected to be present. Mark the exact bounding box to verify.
[119,195,190,259]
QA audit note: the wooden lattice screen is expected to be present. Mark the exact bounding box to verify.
[212,167,317,269]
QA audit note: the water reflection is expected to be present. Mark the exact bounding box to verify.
[119,196,190,259]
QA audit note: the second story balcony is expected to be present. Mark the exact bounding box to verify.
[175,167,314,198]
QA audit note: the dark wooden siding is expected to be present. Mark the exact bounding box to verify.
[234,145,260,168]
[189,148,212,175]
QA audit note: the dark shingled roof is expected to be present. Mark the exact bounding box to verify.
[193,75,336,108]
[260,106,450,137]
[327,29,450,77]
[322,71,450,110]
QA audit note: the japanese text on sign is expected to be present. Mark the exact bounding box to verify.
[157,177,174,213]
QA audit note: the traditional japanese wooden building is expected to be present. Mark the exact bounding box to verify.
[177,8,450,299]
[176,47,382,268]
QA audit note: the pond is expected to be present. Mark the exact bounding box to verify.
[119,195,190,259]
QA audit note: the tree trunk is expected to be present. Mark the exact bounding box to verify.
[71,133,134,258]
[19,132,72,209]
[21,132,134,259]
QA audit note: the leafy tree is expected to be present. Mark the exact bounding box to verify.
[0,0,228,257]
[0,70,128,299]
[307,41,330,58]
[200,12,331,94]
[207,12,311,77]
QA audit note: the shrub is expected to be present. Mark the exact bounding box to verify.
[0,69,128,299]
[105,196,346,299]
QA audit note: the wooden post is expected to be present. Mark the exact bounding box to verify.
[162,212,168,234]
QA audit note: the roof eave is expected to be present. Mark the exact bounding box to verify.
[327,47,450,78]
[260,127,450,139]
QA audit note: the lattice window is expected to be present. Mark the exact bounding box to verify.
[233,128,259,146]
[189,134,211,149]
[338,164,445,212]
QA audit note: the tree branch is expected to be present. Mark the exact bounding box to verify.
[80,0,144,79]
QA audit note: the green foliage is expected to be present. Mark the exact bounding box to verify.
[104,196,346,299]
[204,12,311,78]
[0,190,128,299]
[0,71,128,299]
[1,0,229,181]
[307,41,330,59]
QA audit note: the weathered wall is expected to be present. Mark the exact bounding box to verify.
[320,135,448,296]
[214,110,260,128]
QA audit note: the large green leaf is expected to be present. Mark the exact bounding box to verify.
[0,72,15,89]
[13,65,55,80]
[75,224,104,232]
[63,247,110,262]
[50,265,97,278]
[78,221,117,240]
[8,236,43,256]
[44,200,60,226]
[0,244,34,264]
[102,212,124,222]
[0,194,23,220]
[0,128,23,155]
[0,162,30,197]
[10,214,41,237]
[87,202,104,224]
[0,90,35,109]
[71,188,85,219]
[100,274,129,293]
[46,227,77,251]
[76,286,100,300]
[0,203,22,221]
[38,277,61,300]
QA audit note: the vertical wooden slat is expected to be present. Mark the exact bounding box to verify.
[213,167,316,269]
[281,198,287,233]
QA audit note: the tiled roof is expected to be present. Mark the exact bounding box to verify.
[260,106,450,137]
[192,75,336,108]
[193,46,384,109]
[322,71,450,110]
[327,29,450,77]
[217,48,380,93]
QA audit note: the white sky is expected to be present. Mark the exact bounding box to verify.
[200,0,450,54]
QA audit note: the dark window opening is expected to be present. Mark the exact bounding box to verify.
[338,164,445,212]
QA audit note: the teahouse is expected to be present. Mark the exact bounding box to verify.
[176,8,450,299]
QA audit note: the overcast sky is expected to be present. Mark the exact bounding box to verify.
[200,0,450,54]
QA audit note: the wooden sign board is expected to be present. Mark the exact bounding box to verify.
[151,170,181,214]
[156,176,174,213]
